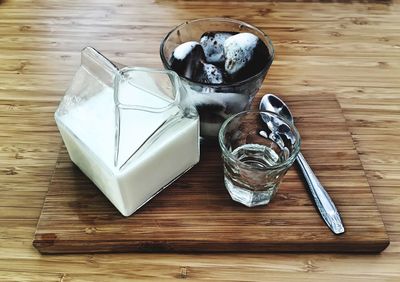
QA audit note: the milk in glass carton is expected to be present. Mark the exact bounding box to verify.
[55,47,200,216]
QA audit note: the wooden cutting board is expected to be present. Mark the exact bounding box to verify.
[33,93,389,254]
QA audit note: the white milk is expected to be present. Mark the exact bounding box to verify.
[56,82,200,216]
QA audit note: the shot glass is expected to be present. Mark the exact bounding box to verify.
[218,111,301,207]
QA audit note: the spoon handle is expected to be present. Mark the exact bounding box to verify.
[296,152,345,235]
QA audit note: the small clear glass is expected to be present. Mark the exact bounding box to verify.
[160,18,274,138]
[218,111,301,207]
[55,47,200,216]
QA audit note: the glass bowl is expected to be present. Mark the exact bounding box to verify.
[160,18,274,138]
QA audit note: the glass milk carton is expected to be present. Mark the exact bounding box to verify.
[55,47,200,216]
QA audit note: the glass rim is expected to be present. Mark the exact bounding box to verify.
[218,110,301,171]
[159,17,275,87]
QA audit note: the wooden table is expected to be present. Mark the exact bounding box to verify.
[1,0,399,280]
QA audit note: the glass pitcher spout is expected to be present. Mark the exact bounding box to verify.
[55,47,118,116]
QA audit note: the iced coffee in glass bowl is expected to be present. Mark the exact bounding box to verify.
[160,18,274,138]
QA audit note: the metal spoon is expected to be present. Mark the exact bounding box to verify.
[260,94,345,235]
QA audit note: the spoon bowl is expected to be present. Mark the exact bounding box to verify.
[260,94,293,123]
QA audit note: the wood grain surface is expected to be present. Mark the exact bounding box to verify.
[33,94,389,254]
[1,0,400,280]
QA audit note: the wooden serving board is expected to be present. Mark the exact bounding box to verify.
[33,94,389,254]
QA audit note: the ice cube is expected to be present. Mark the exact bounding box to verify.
[190,94,228,137]
[169,41,205,80]
[194,62,224,84]
[200,32,235,64]
[223,32,270,80]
